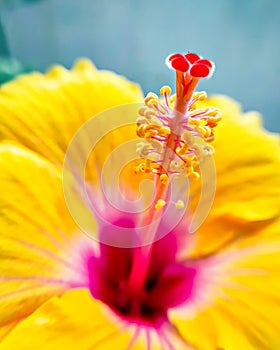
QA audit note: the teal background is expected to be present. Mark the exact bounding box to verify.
[0,0,280,131]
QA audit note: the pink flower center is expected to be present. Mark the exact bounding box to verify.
[87,218,196,327]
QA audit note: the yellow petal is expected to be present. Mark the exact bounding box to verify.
[0,59,143,166]
[188,95,280,256]
[171,220,280,349]
[0,143,93,329]
[1,289,169,349]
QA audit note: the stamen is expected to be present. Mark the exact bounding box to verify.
[160,173,169,185]
[160,85,172,107]
[135,65,220,182]
[155,199,166,210]
[192,91,207,100]
[160,85,172,97]
[129,52,221,298]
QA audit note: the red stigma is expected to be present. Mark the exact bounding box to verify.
[185,53,201,64]
[166,52,214,79]
[196,58,213,68]
[168,54,190,72]
[190,64,210,78]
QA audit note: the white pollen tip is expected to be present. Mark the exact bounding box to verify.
[165,53,177,69]
[206,61,216,79]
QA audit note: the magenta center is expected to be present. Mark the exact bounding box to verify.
[88,218,196,327]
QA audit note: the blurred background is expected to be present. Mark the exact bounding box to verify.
[0,0,279,131]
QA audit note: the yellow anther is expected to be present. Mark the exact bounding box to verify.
[134,159,155,174]
[205,134,215,143]
[136,117,148,125]
[190,118,200,126]
[160,174,169,185]
[175,200,184,209]
[192,91,207,101]
[191,171,200,179]
[159,126,171,136]
[189,103,197,111]
[147,98,159,108]
[183,156,193,167]
[133,166,140,174]
[207,108,220,116]
[204,126,212,138]
[208,115,222,123]
[139,163,149,173]
[138,106,147,116]
[144,108,157,119]
[192,92,200,99]
[176,143,189,156]
[155,199,166,210]
[144,131,154,138]
[150,117,163,126]
[136,124,147,137]
[160,85,172,96]
[169,94,176,103]
[144,93,158,104]
[185,165,194,175]
[199,126,212,138]
[145,124,159,133]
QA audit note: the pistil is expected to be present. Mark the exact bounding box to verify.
[128,52,220,299]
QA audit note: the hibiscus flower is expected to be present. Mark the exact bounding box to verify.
[0,55,279,350]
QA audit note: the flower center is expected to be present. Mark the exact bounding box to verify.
[88,219,196,327]
[88,52,220,328]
